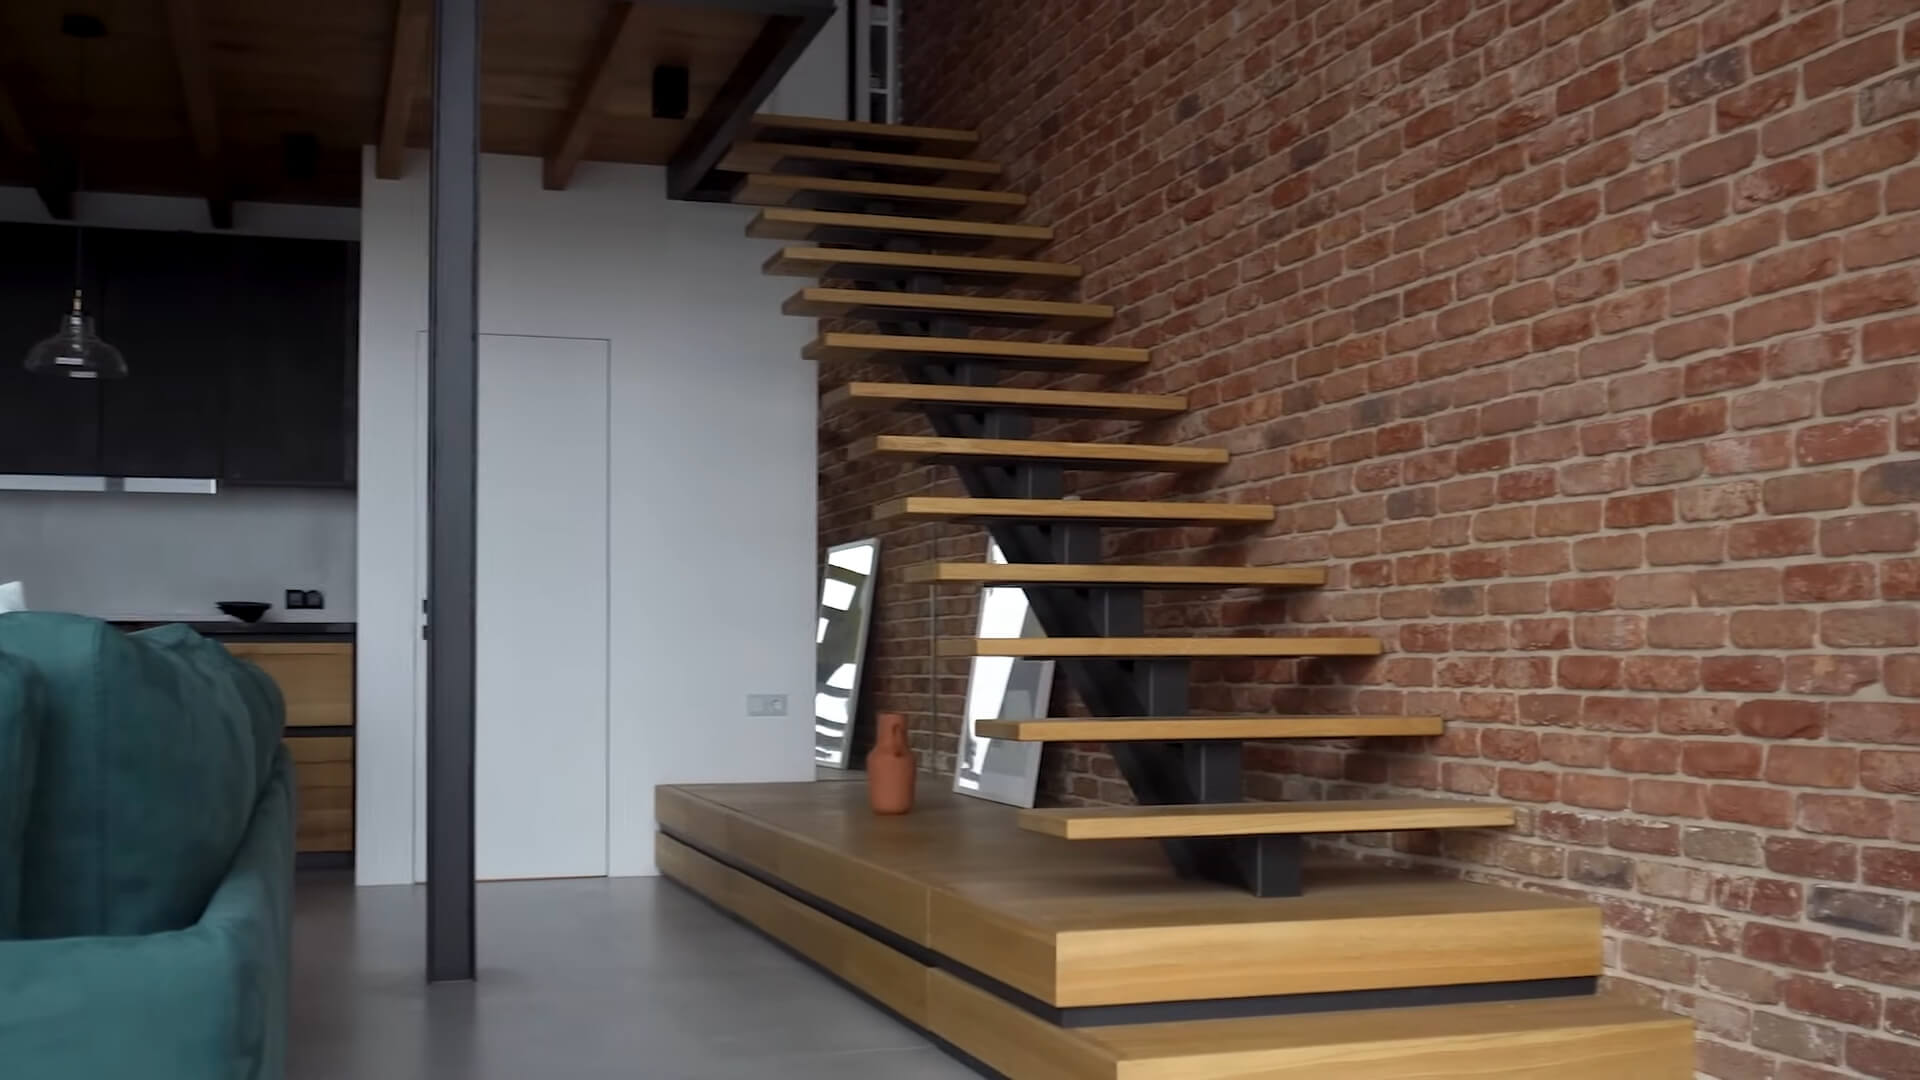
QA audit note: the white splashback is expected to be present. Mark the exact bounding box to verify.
[0,486,355,621]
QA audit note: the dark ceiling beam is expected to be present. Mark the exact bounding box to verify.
[163,0,231,228]
[665,5,834,202]
[377,0,431,180]
[542,1,648,191]
[0,78,73,219]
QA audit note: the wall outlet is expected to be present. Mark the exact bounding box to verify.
[747,694,789,717]
[285,589,308,610]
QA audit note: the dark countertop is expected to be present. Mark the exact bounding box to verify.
[111,619,356,641]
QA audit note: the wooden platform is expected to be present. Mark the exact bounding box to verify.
[657,782,1690,1079]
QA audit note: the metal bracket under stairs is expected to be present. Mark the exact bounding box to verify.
[870,261,1296,895]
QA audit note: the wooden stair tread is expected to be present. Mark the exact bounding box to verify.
[720,142,1002,186]
[1020,798,1515,840]
[974,715,1446,741]
[855,435,1223,471]
[808,332,1151,372]
[745,114,979,156]
[747,208,1050,255]
[906,563,1324,587]
[734,174,1026,220]
[935,637,1384,659]
[766,248,1081,289]
[824,381,1185,418]
[877,495,1273,525]
[784,287,1111,330]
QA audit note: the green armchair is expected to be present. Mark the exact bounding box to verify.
[0,614,294,1080]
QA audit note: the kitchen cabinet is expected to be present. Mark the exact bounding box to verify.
[0,224,104,475]
[0,222,357,487]
[225,640,355,857]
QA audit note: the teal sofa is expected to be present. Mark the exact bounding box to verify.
[0,613,293,1080]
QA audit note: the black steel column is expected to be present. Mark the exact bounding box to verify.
[426,0,480,984]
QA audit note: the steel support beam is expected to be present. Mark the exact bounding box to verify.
[426,0,480,984]
[666,3,836,201]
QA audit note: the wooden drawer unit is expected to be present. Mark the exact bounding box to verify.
[224,641,354,728]
[286,736,353,854]
[225,640,355,857]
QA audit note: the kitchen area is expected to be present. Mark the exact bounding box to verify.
[0,210,361,868]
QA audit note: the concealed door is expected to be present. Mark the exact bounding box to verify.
[475,334,610,879]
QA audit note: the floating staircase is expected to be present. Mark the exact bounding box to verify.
[673,111,1692,1080]
[730,112,1508,899]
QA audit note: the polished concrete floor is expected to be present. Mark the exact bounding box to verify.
[288,872,976,1079]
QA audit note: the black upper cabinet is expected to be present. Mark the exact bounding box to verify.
[0,223,356,486]
[0,224,104,475]
[96,230,227,478]
[222,237,357,487]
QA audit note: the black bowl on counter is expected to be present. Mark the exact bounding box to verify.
[216,601,272,624]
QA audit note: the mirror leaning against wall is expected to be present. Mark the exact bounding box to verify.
[814,539,879,768]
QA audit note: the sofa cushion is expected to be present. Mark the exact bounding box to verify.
[0,613,284,938]
[0,653,41,938]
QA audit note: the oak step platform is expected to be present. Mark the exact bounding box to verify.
[935,637,1384,659]
[742,113,979,156]
[721,141,1002,186]
[734,174,1027,219]
[855,434,1225,471]
[783,287,1112,330]
[747,208,1051,255]
[877,495,1274,525]
[1021,798,1516,840]
[766,247,1081,289]
[974,715,1446,741]
[907,563,1324,587]
[656,782,1606,1008]
[807,331,1150,373]
[825,381,1184,418]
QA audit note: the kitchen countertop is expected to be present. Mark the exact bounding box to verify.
[109,619,356,640]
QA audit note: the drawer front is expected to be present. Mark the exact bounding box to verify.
[226,642,354,728]
[286,736,353,853]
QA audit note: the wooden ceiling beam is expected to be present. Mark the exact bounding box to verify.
[163,0,231,228]
[542,1,649,191]
[0,77,73,220]
[376,0,431,180]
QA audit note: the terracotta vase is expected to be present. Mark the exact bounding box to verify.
[866,712,917,815]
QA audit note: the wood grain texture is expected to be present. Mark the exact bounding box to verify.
[734,174,1026,219]
[287,736,352,853]
[1087,995,1695,1079]
[925,971,1114,1080]
[657,833,930,1026]
[766,247,1080,289]
[745,113,979,155]
[657,782,1604,1008]
[807,332,1150,372]
[722,141,1002,185]
[904,563,1322,587]
[784,286,1110,329]
[935,637,1384,659]
[856,435,1225,471]
[542,0,648,190]
[973,715,1445,741]
[876,496,1273,525]
[224,641,354,727]
[1020,798,1516,840]
[747,208,1052,255]
[825,381,1182,418]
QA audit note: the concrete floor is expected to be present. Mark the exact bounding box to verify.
[288,872,976,1080]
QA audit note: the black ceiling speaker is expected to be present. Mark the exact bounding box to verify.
[652,65,689,120]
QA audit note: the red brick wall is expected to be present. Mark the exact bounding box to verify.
[818,0,1920,1074]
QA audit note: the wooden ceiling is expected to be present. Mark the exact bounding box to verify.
[0,0,775,213]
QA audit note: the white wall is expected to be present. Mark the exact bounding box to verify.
[355,150,818,885]
[766,2,850,119]
[0,189,358,623]
[0,487,355,621]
